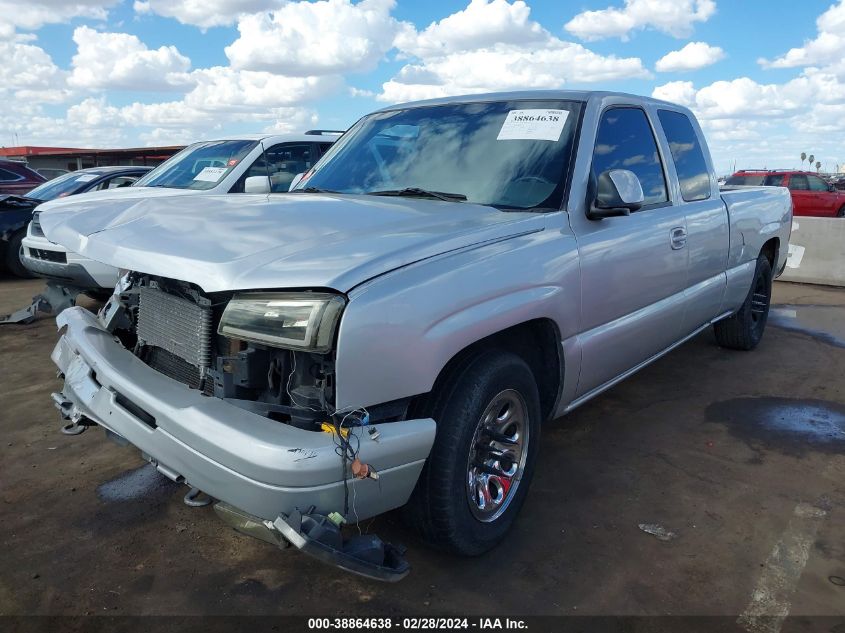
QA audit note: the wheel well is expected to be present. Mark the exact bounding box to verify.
[760,237,779,269]
[413,319,563,422]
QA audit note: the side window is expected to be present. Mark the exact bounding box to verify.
[0,167,23,182]
[657,110,711,202]
[96,176,138,190]
[763,174,785,186]
[317,143,333,156]
[235,143,314,193]
[592,108,668,206]
[807,175,829,191]
[788,174,809,191]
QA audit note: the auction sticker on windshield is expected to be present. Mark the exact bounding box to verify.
[194,166,228,182]
[75,174,98,182]
[497,109,569,142]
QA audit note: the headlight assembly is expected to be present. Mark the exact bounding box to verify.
[218,292,345,352]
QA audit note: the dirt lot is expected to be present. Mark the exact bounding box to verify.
[1,275,844,618]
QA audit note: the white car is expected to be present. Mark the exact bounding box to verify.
[22,131,339,293]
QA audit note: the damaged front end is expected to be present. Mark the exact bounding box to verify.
[51,273,435,581]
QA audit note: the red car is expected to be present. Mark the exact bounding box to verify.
[727,169,845,217]
[0,159,46,195]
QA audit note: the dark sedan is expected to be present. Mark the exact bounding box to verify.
[1,165,152,277]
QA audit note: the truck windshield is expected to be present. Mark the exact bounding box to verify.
[297,100,582,210]
[134,140,258,191]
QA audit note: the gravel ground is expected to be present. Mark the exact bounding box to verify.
[1,276,843,619]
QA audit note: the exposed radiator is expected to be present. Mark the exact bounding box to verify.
[145,346,214,394]
[137,285,212,371]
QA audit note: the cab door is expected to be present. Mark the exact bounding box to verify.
[569,106,688,397]
[656,109,729,334]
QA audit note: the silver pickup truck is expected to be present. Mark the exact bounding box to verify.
[40,91,792,580]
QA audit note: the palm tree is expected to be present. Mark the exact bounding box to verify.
[808,155,815,171]
[815,161,821,172]
[801,152,807,168]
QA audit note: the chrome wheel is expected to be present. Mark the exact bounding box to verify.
[466,389,530,522]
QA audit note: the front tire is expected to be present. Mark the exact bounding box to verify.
[5,230,34,278]
[837,205,845,218]
[713,253,772,350]
[404,350,541,556]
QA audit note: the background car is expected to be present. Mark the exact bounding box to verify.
[726,169,845,217]
[0,159,46,195]
[760,170,845,217]
[2,166,150,277]
[828,174,845,191]
[25,131,340,292]
[724,169,769,186]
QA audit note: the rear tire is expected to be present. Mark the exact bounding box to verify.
[404,350,541,556]
[837,205,845,218]
[5,230,34,278]
[713,253,772,350]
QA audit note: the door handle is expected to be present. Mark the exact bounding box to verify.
[670,226,687,250]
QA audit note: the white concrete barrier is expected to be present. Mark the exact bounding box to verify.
[779,217,845,287]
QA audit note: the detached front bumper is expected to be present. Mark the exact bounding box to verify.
[51,307,436,524]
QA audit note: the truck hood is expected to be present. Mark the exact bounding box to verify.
[39,193,544,292]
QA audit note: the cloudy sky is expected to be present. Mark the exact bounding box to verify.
[3,0,844,174]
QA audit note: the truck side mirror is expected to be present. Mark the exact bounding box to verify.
[588,169,645,220]
[244,175,271,194]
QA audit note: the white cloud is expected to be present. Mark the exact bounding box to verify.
[380,0,649,102]
[654,71,845,122]
[0,39,73,105]
[262,107,320,134]
[0,1,117,39]
[759,0,845,70]
[68,26,192,91]
[380,42,650,102]
[226,0,401,75]
[655,42,725,72]
[133,0,283,29]
[652,70,845,173]
[39,65,333,147]
[565,0,716,41]
[22,93,321,149]
[0,100,132,148]
[139,127,202,146]
[182,66,341,110]
[651,80,697,106]
[0,41,65,92]
[394,0,547,58]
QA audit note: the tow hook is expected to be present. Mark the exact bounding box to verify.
[183,487,213,507]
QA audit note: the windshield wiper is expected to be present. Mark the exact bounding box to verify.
[366,187,466,202]
[290,186,337,194]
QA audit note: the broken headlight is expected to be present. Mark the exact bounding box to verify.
[218,292,345,353]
